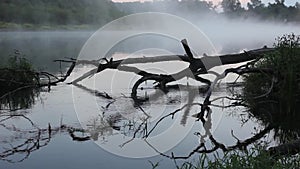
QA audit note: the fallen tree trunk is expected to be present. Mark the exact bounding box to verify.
[70,40,275,83]
[1,39,276,102]
[91,46,275,74]
[76,47,274,73]
[66,39,275,104]
[2,39,274,104]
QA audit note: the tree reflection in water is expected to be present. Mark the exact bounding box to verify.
[247,98,300,145]
[1,81,300,163]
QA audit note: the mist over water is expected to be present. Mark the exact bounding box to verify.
[110,18,288,54]
[1,17,298,76]
[195,17,300,53]
[0,31,92,72]
[1,9,299,72]
[113,0,300,54]
[1,2,300,169]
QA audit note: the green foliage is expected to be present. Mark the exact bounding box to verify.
[0,0,299,29]
[243,34,300,115]
[179,146,300,169]
[247,0,264,10]
[114,0,300,23]
[221,0,300,21]
[238,34,300,146]
[0,0,124,27]
[0,51,39,110]
[0,51,36,93]
[221,0,243,13]
[274,34,300,113]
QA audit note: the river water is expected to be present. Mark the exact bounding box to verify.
[0,31,297,169]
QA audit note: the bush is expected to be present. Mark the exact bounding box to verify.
[243,33,300,116]
[0,51,39,110]
[0,51,36,94]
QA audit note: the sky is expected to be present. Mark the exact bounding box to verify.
[112,0,298,6]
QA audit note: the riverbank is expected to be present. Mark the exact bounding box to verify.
[0,22,99,31]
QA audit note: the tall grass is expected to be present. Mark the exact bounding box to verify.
[243,34,300,117]
[0,51,36,91]
[0,52,38,110]
[178,146,300,169]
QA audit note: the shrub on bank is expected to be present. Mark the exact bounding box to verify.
[243,34,300,117]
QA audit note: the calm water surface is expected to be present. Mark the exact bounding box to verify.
[0,31,287,169]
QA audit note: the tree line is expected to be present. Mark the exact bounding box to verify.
[221,0,300,22]
[0,0,124,26]
[0,0,299,28]
[116,0,300,22]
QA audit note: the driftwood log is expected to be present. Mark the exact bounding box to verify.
[0,39,276,102]
[67,39,275,104]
